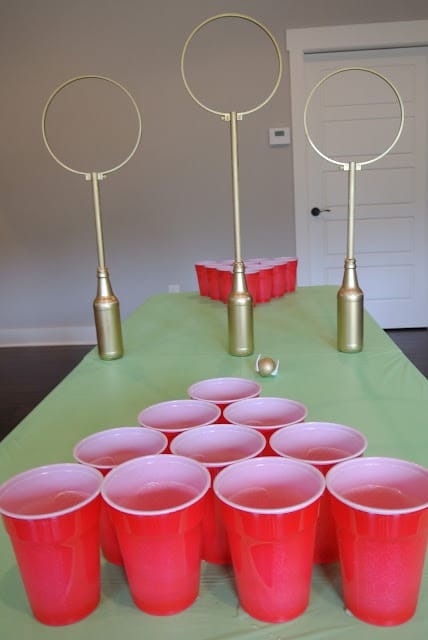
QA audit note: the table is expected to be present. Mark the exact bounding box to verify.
[1,286,427,639]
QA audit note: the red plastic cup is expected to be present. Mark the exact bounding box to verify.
[244,268,258,307]
[326,457,428,626]
[278,256,298,292]
[0,463,103,626]
[194,262,210,296]
[187,377,261,423]
[270,422,368,563]
[214,456,325,622]
[262,259,286,298]
[273,264,287,297]
[73,426,168,565]
[257,265,273,303]
[273,258,289,297]
[245,259,271,304]
[101,454,210,615]
[206,264,221,300]
[137,399,221,449]
[223,396,308,455]
[217,265,233,303]
[170,424,266,564]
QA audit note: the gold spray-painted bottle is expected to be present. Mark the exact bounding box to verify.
[337,258,363,353]
[93,267,124,360]
[228,260,254,356]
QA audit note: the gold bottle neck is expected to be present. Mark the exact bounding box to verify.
[232,261,249,294]
[342,258,361,289]
[96,268,115,298]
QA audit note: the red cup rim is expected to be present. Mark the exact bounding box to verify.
[0,463,103,520]
[101,454,211,516]
[187,377,261,405]
[223,396,308,430]
[137,399,221,432]
[170,423,266,467]
[73,426,168,470]
[213,456,325,515]
[270,422,368,466]
[326,456,428,515]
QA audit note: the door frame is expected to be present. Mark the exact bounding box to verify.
[285,20,428,285]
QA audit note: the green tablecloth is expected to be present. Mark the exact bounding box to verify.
[1,286,427,638]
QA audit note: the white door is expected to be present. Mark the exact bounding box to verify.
[298,48,428,328]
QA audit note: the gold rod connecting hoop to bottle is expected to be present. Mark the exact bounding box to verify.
[230,112,242,264]
[90,172,106,270]
[346,162,356,261]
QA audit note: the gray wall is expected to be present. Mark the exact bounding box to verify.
[2,0,428,342]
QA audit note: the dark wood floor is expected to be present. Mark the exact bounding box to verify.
[0,329,427,441]
[1,344,94,441]
[385,328,428,378]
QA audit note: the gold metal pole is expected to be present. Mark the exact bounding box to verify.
[337,162,364,353]
[347,162,356,261]
[227,112,254,356]
[90,172,124,360]
[230,113,242,264]
[91,172,106,269]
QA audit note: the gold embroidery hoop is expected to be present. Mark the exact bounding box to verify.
[181,12,283,118]
[42,74,142,177]
[303,66,404,170]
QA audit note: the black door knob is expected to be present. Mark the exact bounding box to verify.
[311,207,331,216]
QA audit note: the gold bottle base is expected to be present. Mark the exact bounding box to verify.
[227,261,254,357]
[337,296,364,352]
[93,300,124,360]
[94,268,124,360]
[228,293,254,356]
[337,259,364,353]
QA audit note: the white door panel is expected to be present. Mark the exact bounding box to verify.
[303,48,428,327]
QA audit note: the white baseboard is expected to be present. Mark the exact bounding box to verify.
[0,326,96,347]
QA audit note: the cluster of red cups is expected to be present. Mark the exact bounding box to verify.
[1,378,427,628]
[195,257,298,304]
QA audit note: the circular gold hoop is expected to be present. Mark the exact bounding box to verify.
[181,13,283,117]
[42,75,142,176]
[304,67,404,167]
